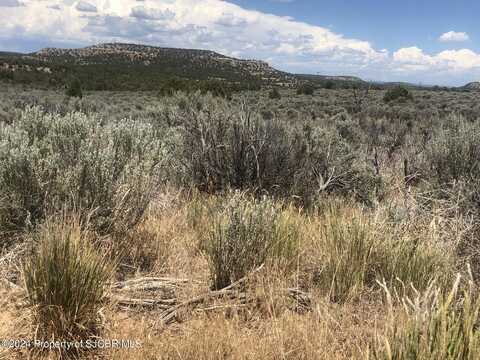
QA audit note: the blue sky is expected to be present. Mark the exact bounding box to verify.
[232,0,479,53]
[1,0,479,85]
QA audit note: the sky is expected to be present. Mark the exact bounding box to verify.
[0,0,479,86]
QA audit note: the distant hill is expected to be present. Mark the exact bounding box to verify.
[0,43,297,91]
[0,51,23,58]
[462,82,480,91]
[1,42,467,92]
[296,76,455,91]
[0,43,367,91]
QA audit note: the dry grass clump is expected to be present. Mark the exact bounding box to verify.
[23,217,113,356]
[204,193,300,290]
[307,203,454,302]
[184,189,224,236]
[372,275,480,360]
[113,216,172,276]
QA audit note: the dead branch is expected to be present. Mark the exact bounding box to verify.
[109,276,195,310]
[108,264,313,321]
[112,277,193,290]
[113,296,176,310]
[286,288,312,313]
[159,264,265,324]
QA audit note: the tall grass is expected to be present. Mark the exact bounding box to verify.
[23,217,113,349]
[312,206,376,302]
[310,204,453,302]
[372,275,480,360]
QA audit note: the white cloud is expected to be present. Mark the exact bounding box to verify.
[76,1,97,13]
[436,49,480,70]
[0,0,479,85]
[215,12,247,27]
[130,6,175,20]
[439,31,469,42]
[393,46,480,73]
[393,46,435,71]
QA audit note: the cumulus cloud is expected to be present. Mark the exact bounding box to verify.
[130,6,175,20]
[436,49,480,70]
[439,31,469,42]
[0,0,479,85]
[393,46,435,71]
[215,12,247,27]
[393,46,480,73]
[76,1,97,13]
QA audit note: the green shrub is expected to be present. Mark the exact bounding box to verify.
[426,116,480,186]
[200,80,233,99]
[23,218,112,350]
[65,78,83,99]
[0,106,165,235]
[178,100,297,193]
[296,83,315,95]
[174,93,378,206]
[383,86,413,103]
[372,276,480,360]
[268,88,281,99]
[323,80,335,90]
[205,193,299,290]
[293,125,381,206]
[420,116,480,224]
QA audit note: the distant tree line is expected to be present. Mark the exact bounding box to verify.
[0,57,263,94]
